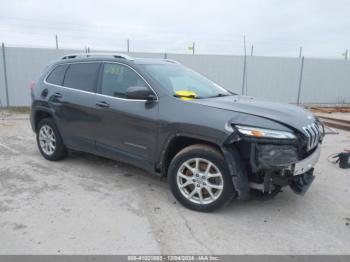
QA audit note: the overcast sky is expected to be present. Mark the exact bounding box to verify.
[0,0,349,58]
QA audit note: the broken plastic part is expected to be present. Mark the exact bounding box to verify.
[256,144,298,169]
[221,145,250,201]
[290,169,315,195]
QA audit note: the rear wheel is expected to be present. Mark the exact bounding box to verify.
[36,118,67,161]
[168,144,234,212]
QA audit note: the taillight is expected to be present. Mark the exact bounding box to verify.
[29,81,35,92]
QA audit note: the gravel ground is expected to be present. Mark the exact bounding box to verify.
[0,111,349,255]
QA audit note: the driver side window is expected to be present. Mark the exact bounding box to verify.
[101,63,147,98]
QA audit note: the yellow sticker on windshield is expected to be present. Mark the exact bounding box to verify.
[175,90,197,100]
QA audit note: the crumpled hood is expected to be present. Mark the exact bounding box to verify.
[191,95,316,132]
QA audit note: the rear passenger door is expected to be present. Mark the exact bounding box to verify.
[47,62,101,152]
[93,62,158,170]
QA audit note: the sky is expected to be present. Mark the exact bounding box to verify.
[0,0,349,58]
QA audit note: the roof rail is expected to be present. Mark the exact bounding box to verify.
[61,53,134,60]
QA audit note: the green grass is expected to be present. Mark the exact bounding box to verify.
[1,107,31,114]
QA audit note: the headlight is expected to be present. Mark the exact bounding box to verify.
[235,125,296,139]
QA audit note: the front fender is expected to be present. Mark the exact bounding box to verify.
[157,130,225,175]
[221,145,250,201]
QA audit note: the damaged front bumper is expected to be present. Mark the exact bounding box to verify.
[223,121,324,199]
[289,146,320,195]
[293,145,321,175]
[254,143,321,175]
[249,143,321,196]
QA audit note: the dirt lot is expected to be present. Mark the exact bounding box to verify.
[0,111,350,255]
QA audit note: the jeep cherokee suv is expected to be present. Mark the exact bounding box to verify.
[30,53,324,212]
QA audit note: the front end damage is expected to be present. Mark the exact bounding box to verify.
[249,143,320,196]
[222,121,324,200]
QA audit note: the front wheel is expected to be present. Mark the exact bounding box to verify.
[168,144,234,212]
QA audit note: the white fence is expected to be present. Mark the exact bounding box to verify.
[1,46,349,107]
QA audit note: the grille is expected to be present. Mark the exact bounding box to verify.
[302,122,321,151]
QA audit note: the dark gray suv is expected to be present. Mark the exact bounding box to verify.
[30,53,324,212]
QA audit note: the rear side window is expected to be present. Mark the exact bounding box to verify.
[46,64,68,85]
[63,63,100,92]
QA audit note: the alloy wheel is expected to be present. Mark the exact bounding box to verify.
[38,124,56,156]
[176,158,224,204]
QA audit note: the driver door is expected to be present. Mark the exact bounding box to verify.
[93,62,158,170]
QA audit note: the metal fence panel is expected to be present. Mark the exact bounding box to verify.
[1,47,350,106]
[129,52,164,58]
[168,54,244,94]
[0,47,6,107]
[5,47,84,106]
[301,58,350,104]
[245,56,301,103]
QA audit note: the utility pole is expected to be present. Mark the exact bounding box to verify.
[55,34,59,49]
[84,46,90,54]
[241,35,247,95]
[299,47,303,58]
[343,49,348,60]
[127,39,130,53]
[1,43,10,107]
[297,56,305,105]
[188,42,195,55]
[250,45,254,56]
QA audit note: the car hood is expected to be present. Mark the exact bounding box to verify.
[191,95,316,132]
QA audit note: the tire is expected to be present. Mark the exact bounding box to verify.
[36,117,67,161]
[168,144,235,212]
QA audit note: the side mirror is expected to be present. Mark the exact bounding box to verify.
[126,86,156,101]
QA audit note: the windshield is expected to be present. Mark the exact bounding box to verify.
[141,64,231,99]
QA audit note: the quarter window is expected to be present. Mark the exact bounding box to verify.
[46,64,68,85]
[63,63,100,92]
[101,63,148,98]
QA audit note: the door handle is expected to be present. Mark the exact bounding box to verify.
[53,92,62,98]
[96,101,110,108]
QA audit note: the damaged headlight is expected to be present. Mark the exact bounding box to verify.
[235,125,296,139]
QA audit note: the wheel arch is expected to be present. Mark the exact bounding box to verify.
[31,103,55,132]
[33,109,54,131]
[159,134,224,177]
[159,134,250,201]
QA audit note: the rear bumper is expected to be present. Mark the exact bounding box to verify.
[29,109,35,132]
